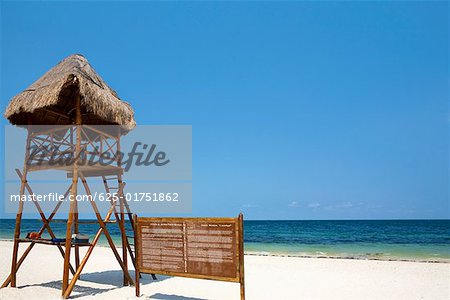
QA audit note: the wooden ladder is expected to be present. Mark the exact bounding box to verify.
[101,175,156,281]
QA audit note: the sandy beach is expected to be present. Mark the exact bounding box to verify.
[0,241,448,300]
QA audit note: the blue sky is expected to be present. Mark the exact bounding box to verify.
[0,1,448,219]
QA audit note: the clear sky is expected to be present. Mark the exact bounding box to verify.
[0,1,448,219]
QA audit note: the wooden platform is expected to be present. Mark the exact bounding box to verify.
[26,162,123,178]
[17,238,92,247]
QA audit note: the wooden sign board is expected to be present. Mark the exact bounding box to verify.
[134,214,245,300]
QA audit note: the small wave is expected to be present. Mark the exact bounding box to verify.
[243,251,450,263]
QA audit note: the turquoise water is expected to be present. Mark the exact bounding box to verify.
[1,219,449,262]
[244,220,450,262]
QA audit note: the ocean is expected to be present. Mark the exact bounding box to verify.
[1,219,449,262]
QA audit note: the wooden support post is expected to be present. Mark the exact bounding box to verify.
[74,127,80,272]
[10,128,32,287]
[62,166,75,294]
[119,182,128,286]
[74,196,80,272]
[62,92,82,295]
[10,180,25,288]
[134,214,140,297]
[238,213,245,300]
[117,135,128,286]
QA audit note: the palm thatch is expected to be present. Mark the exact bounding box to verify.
[4,54,136,132]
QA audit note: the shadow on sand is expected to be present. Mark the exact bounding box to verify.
[147,293,208,300]
[80,270,167,286]
[19,279,115,298]
[19,270,168,298]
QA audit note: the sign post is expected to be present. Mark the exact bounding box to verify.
[134,214,245,299]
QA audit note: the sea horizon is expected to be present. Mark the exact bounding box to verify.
[1,217,449,221]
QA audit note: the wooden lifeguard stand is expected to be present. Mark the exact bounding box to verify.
[1,54,144,298]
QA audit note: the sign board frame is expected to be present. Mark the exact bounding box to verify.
[134,214,245,300]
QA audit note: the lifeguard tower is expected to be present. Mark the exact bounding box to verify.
[1,54,145,298]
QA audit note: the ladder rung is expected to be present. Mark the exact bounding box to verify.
[126,235,134,238]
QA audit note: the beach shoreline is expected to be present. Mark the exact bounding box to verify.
[244,252,450,264]
[0,240,448,299]
[1,238,448,265]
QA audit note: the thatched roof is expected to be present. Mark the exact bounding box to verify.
[4,54,136,132]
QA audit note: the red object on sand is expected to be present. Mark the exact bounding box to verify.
[26,232,40,239]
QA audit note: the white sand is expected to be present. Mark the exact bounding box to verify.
[0,240,448,300]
